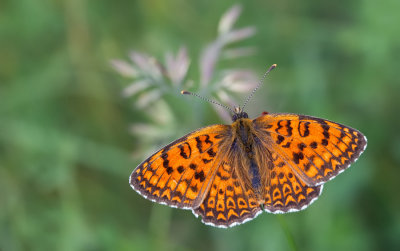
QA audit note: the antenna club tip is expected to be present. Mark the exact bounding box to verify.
[272,64,277,68]
[181,90,190,95]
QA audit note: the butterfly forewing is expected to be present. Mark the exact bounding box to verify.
[254,114,367,186]
[130,125,229,209]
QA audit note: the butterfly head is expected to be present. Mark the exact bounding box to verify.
[232,106,248,122]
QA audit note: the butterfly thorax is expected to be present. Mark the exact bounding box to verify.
[232,118,254,154]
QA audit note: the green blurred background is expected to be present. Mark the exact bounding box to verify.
[1,0,400,250]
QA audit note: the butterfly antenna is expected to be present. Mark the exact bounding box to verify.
[181,90,235,113]
[242,64,277,110]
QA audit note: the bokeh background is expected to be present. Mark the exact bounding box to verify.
[1,0,400,250]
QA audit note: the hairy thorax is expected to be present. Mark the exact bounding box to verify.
[232,118,255,157]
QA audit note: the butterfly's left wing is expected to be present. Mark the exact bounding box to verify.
[130,124,230,209]
[253,113,367,186]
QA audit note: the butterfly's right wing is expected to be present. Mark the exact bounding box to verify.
[130,124,230,209]
[252,113,366,213]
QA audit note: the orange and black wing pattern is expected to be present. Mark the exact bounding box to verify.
[253,113,366,212]
[254,113,367,186]
[193,159,261,227]
[263,151,322,213]
[130,125,229,209]
[130,112,367,227]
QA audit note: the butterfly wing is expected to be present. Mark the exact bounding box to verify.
[130,124,230,209]
[193,159,261,228]
[253,113,367,186]
[263,152,323,213]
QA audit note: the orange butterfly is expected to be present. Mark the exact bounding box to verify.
[129,64,367,228]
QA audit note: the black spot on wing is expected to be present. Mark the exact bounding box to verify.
[161,153,169,169]
[178,142,191,159]
[275,120,283,134]
[304,162,311,172]
[207,148,216,157]
[195,137,204,153]
[322,124,330,139]
[166,166,173,174]
[194,171,206,182]
[298,143,306,151]
[177,166,184,173]
[276,135,284,144]
[310,141,318,149]
[202,158,212,164]
[293,152,304,164]
[286,120,293,136]
[298,121,310,137]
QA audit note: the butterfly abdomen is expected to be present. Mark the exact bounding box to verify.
[249,159,261,188]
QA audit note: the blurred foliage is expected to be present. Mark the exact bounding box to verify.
[1,0,400,250]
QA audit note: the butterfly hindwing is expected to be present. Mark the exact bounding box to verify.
[254,113,367,186]
[264,152,323,213]
[193,159,261,228]
[130,125,229,209]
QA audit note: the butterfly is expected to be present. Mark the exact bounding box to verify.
[129,64,367,228]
